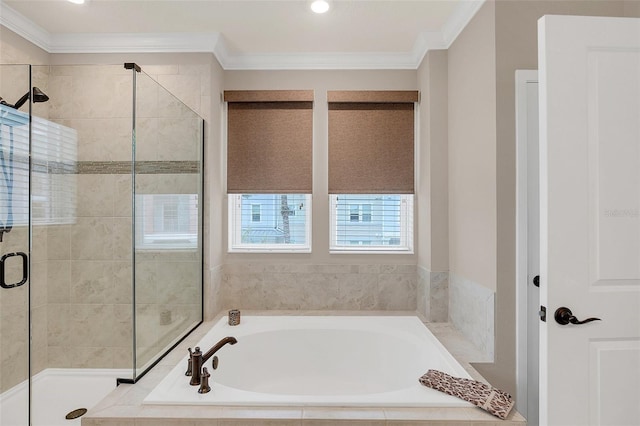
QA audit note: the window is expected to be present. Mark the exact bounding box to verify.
[251,204,261,222]
[362,204,372,222]
[225,90,314,253]
[349,204,359,222]
[327,91,417,254]
[136,194,199,249]
[348,204,373,223]
[330,194,413,252]
[229,193,311,252]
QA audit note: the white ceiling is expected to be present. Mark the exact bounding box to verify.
[0,0,484,69]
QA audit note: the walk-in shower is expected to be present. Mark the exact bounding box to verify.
[0,63,204,425]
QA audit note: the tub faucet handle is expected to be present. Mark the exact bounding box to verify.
[212,355,218,370]
[185,348,193,376]
[198,367,211,394]
[189,347,203,386]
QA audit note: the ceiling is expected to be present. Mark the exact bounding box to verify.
[0,0,484,69]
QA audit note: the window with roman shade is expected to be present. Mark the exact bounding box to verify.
[224,90,313,252]
[327,90,417,253]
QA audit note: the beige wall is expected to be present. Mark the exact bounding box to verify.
[223,70,418,266]
[447,0,497,292]
[205,57,225,319]
[207,59,225,268]
[417,50,448,272]
[447,0,633,396]
[0,26,49,65]
[625,0,640,16]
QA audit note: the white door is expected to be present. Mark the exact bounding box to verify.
[538,15,640,426]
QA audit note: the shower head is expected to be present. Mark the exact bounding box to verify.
[1,87,50,110]
[32,87,49,103]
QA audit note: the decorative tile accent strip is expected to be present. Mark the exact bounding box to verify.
[4,158,199,175]
[32,159,77,174]
[77,160,200,174]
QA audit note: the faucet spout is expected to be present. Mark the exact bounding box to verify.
[202,336,237,364]
[189,336,237,386]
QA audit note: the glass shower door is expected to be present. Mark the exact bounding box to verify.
[132,67,203,378]
[0,64,32,425]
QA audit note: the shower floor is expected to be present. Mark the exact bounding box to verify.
[0,368,127,426]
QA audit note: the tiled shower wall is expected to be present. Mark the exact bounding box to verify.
[44,64,136,368]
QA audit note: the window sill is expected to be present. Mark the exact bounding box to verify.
[329,249,414,255]
[228,247,312,254]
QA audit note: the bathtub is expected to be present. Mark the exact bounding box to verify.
[144,316,474,408]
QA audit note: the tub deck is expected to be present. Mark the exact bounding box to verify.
[82,311,526,426]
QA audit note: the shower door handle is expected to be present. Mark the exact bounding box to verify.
[0,252,28,289]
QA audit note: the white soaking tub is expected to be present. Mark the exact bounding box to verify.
[144,316,474,408]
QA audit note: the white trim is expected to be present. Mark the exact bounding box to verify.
[48,32,222,54]
[0,1,52,51]
[0,0,485,70]
[411,31,448,67]
[515,69,538,421]
[219,51,421,71]
[441,0,486,48]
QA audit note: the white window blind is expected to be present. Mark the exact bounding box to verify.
[229,193,311,252]
[330,194,413,253]
[0,105,77,235]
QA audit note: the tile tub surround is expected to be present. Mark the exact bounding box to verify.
[416,267,448,322]
[81,311,525,425]
[448,274,495,362]
[220,264,417,311]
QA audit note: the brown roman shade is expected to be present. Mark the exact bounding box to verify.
[328,90,417,194]
[225,90,313,194]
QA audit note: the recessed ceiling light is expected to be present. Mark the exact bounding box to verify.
[67,0,85,4]
[310,0,330,14]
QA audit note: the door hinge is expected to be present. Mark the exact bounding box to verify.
[539,305,547,322]
[533,275,540,287]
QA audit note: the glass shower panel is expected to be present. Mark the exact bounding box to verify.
[0,64,32,425]
[133,70,203,376]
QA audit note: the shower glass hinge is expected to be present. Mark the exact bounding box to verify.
[124,63,141,72]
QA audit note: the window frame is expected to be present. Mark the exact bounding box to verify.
[228,193,312,253]
[329,194,414,254]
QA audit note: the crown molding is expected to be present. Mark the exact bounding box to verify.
[0,1,52,51]
[442,0,486,48]
[48,32,222,54]
[219,51,422,71]
[0,0,484,70]
[411,31,447,67]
